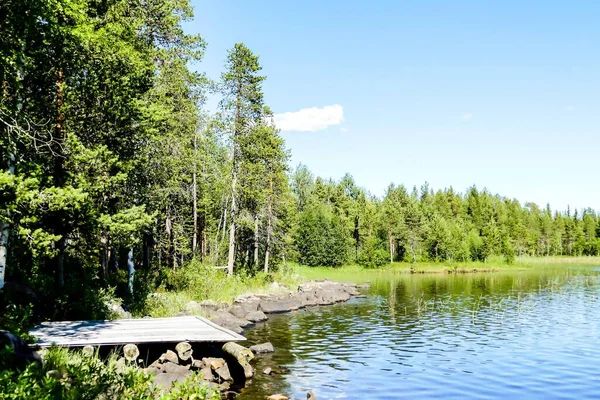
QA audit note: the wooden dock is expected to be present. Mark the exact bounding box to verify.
[29,316,246,347]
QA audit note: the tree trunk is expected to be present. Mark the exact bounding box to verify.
[226,172,237,276]
[0,152,14,290]
[264,173,273,274]
[389,233,393,263]
[143,232,152,270]
[166,214,173,269]
[192,131,198,254]
[127,248,135,295]
[100,236,109,281]
[56,238,65,289]
[54,69,66,289]
[253,215,259,268]
[201,222,207,261]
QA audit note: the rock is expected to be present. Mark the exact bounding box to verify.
[106,301,132,319]
[249,342,275,354]
[200,366,214,381]
[191,359,204,369]
[209,310,252,334]
[219,381,231,391]
[204,357,226,370]
[228,304,249,319]
[267,395,288,400]
[316,288,350,305]
[245,310,268,322]
[159,350,179,365]
[81,345,95,357]
[342,284,361,296]
[356,283,371,289]
[232,296,261,313]
[184,300,216,315]
[175,341,193,362]
[299,291,319,307]
[307,390,318,400]
[123,343,139,362]
[161,362,191,377]
[259,295,303,314]
[263,367,272,375]
[0,330,42,368]
[153,372,188,389]
[215,364,232,381]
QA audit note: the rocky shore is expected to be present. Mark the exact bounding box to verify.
[192,280,368,335]
[142,279,368,397]
[5,280,368,399]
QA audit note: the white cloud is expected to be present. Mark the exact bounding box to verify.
[566,105,575,111]
[462,113,473,121]
[274,104,344,132]
[340,127,348,133]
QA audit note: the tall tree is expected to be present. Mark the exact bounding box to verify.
[220,43,265,275]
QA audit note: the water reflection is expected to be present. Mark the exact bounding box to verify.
[239,267,600,399]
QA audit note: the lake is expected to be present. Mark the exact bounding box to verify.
[237,267,600,399]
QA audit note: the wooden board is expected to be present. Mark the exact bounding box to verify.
[29,316,246,347]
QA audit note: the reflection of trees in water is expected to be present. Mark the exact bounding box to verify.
[238,269,600,399]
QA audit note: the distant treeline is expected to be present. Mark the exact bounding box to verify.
[292,171,600,268]
[1,0,597,321]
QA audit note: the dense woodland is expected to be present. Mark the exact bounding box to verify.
[2,0,600,321]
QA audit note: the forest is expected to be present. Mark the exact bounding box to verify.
[2,0,600,324]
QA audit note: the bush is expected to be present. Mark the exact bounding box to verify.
[357,238,389,268]
[296,204,350,267]
[0,347,218,400]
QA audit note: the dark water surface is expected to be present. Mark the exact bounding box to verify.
[238,267,600,399]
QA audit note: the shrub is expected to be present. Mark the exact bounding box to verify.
[296,204,350,267]
[357,238,389,268]
[0,347,218,400]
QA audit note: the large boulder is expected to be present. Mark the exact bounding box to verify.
[249,342,275,354]
[161,362,191,376]
[184,300,225,315]
[299,291,319,307]
[209,311,252,334]
[106,301,132,319]
[203,357,226,371]
[245,310,268,322]
[153,372,189,389]
[259,295,303,314]
[0,330,42,369]
[215,364,232,381]
[159,350,179,365]
[316,288,350,305]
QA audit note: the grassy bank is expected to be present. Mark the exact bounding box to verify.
[292,256,600,284]
[143,256,600,317]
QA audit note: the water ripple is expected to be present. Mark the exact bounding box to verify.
[239,270,600,400]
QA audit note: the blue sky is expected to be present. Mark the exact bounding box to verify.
[188,1,600,212]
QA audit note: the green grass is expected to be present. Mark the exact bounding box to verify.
[142,260,306,318]
[142,256,600,317]
[291,256,600,283]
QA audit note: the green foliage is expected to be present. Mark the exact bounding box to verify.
[0,347,217,400]
[297,203,349,267]
[357,237,388,268]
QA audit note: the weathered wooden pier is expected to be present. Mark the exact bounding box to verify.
[29,316,245,347]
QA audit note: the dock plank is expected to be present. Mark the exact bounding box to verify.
[30,316,245,347]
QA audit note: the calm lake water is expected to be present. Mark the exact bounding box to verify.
[237,267,600,399]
